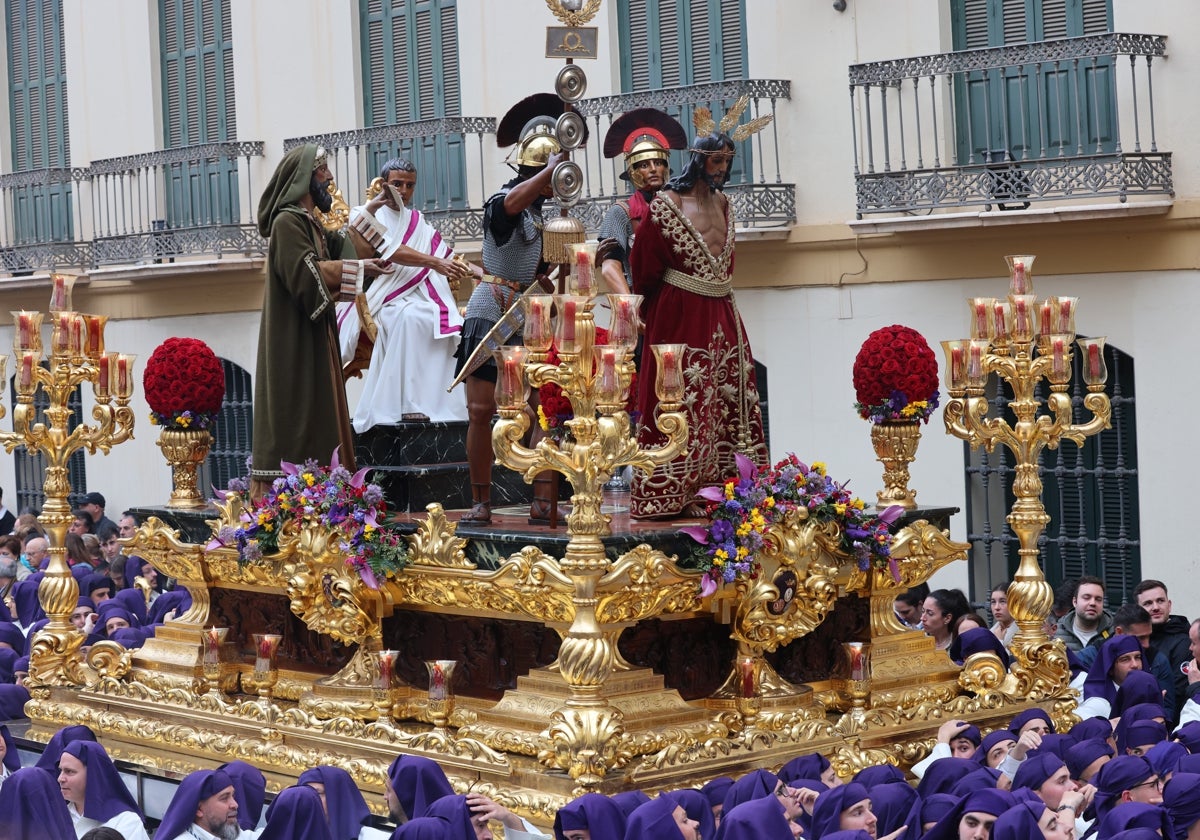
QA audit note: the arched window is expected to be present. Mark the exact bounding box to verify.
[198,357,252,494]
[9,369,86,515]
[964,339,1139,605]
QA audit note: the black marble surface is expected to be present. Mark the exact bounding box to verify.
[355,420,469,467]
[128,505,220,545]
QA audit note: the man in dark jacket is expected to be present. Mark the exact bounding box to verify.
[1136,579,1192,716]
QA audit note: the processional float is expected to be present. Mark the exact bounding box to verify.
[3,9,1113,831]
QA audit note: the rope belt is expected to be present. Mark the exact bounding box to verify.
[663,267,732,298]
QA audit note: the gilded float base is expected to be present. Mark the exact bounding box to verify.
[462,665,722,758]
[863,630,962,705]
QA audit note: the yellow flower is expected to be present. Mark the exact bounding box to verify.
[148,413,159,425]
[834,503,847,516]
[262,522,274,532]
[303,473,315,487]
[736,522,752,538]
[724,481,736,500]
[852,498,866,510]
[178,415,191,428]
[364,524,375,536]
[537,405,550,432]
[736,546,749,559]
[764,496,775,508]
[714,549,729,561]
[812,461,827,476]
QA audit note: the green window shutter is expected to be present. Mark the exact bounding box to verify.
[617,0,745,92]
[160,0,238,226]
[359,0,465,211]
[6,0,72,243]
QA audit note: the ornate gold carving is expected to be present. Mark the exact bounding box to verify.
[283,522,381,645]
[156,428,214,509]
[869,421,923,510]
[406,504,473,568]
[543,0,602,27]
[595,545,701,625]
[539,705,632,788]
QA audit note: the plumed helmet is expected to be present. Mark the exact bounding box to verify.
[497,93,576,170]
[514,116,562,167]
[603,108,688,184]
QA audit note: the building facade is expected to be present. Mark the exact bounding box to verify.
[1,0,1195,608]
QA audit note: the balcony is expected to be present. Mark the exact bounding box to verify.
[0,141,265,276]
[286,78,794,250]
[849,34,1172,225]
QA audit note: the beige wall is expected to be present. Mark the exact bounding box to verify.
[2,0,1198,607]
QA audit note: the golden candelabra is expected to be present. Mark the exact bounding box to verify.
[0,276,136,686]
[942,255,1110,690]
[490,282,688,784]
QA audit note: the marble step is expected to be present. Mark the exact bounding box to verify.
[368,461,560,515]
[354,420,469,467]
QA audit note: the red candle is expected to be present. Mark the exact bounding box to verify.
[19,352,34,389]
[68,315,83,355]
[563,300,576,343]
[429,663,447,701]
[16,312,32,350]
[84,315,104,356]
[951,346,964,384]
[662,350,680,392]
[526,300,547,347]
[1012,260,1028,294]
[968,344,982,380]
[974,302,988,337]
[1060,299,1073,329]
[1088,344,1102,379]
[848,644,866,680]
[599,349,617,395]
[1052,338,1065,376]
[992,302,1009,340]
[501,358,518,404]
[1040,300,1053,336]
[97,354,111,394]
[613,298,634,346]
[53,313,71,353]
[575,248,593,295]
[116,354,130,396]
[738,658,755,698]
[49,274,70,311]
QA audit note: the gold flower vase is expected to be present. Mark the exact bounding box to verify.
[157,427,213,509]
[870,421,922,510]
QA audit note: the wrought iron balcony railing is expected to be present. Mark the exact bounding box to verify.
[285,79,794,249]
[0,141,266,275]
[850,33,1172,219]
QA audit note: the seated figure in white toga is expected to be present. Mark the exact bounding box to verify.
[339,158,476,430]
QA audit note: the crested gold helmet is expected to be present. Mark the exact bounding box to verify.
[602,108,688,187]
[512,116,562,168]
[497,93,583,173]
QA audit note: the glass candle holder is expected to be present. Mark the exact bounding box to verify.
[990,299,1012,347]
[940,339,969,392]
[652,343,686,403]
[81,314,107,360]
[1054,296,1078,338]
[736,655,759,699]
[606,293,642,351]
[49,273,76,312]
[567,241,598,297]
[593,345,627,405]
[252,633,282,678]
[1037,298,1056,340]
[0,356,6,393]
[202,626,228,691]
[1009,294,1037,344]
[493,345,529,409]
[115,354,137,399]
[51,311,76,356]
[425,659,457,728]
[554,295,589,356]
[966,339,990,390]
[16,351,38,396]
[968,297,996,341]
[376,649,399,692]
[1005,254,1036,297]
[95,353,116,400]
[1078,337,1108,387]
[11,311,43,355]
[523,295,555,353]
[839,641,872,712]
[1045,333,1072,385]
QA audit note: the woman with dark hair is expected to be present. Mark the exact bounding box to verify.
[922,589,972,651]
[64,533,92,569]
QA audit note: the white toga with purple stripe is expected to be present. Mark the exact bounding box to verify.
[337,203,467,429]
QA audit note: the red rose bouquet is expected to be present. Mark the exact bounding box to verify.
[143,337,225,430]
[853,325,940,424]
